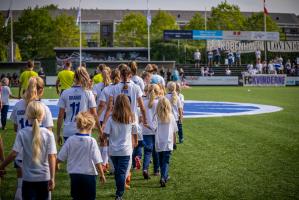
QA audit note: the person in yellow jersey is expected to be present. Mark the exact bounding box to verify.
[56,61,75,95]
[93,64,106,84]
[18,60,38,98]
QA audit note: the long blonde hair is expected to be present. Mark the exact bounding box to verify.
[148,84,160,108]
[26,101,45,164]
[102,69,111,87]
[167,81,178,105]
[112,94,133,124]
[76,112,95,132]
[23,77,44,105]
[156,97,172,123]
[111,69,121,84]
[74,66,91,90]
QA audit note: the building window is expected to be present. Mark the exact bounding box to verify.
[102,25,111,36]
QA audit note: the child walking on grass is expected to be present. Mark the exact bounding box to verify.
[58,111,106,200]
[1,77,18,130]
[166,82,183,145]
[0,101,57,199]
[104,94,137,200]
[154,97,178,187]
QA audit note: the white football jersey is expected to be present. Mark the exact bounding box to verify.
[131,75,145,92]
[166,93,182,121]
[142,98,159,135]
[98,84,114,122]
[92,82,105,105]
[10,99,54,132]
[57,86,97,137]
[110,82,143,114]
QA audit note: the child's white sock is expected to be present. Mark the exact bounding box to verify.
[100,146,109,165]
[14,178,22,200]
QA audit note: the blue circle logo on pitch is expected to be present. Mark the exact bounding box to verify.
[183,100,282,118]
[7,99,282,119]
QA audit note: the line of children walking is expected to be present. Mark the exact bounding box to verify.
[0,63,185,200]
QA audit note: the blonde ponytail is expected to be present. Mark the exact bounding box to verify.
[148,84,160,108]
[32,118,42,164]
[167,81,177,105]
[23,77,45,105]
[102,69,111,87]
[23,77,38,105]
[74,67,91,90]
[25,101,45,165]
[171,91,178,105]
[157,97,172,123]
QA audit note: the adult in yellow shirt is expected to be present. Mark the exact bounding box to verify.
[18,60,38,98]
[56,61,75,95]
[92,64,106,84]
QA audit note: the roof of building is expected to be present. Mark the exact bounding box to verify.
[1,9,299,25]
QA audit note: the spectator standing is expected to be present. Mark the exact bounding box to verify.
[228,50,234,67]
[18,60,38,98]
[194,49,201,68]
[214,48,221,66]
[255,49,261,63]
[235,50,241,66]
[208,51,213,66]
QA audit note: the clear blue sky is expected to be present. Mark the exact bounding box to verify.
[1,0,299,14]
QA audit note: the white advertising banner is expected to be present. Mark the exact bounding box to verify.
[223,31,279,41]
[208,40,299,53]
[286,76,299,86]
[185,76,239,85]
[243,74,286,86]
[267,41,299,52]
[207,40,264,53]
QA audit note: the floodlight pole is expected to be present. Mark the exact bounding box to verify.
[79,0,82,67]
[147,0,151,62]
[264,0,267,62]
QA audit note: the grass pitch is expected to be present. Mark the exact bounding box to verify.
[1,86,299,200]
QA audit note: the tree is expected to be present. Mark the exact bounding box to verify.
[208,1,246,31]
[54,14,83,47]
[245,12,281,32]
[184,13,205,30]
[0,13,9,61]
[151,10,179,40]
[14,7,56,60]
[114,12,147,47]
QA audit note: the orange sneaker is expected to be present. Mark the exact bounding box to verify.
[135,157,141,170]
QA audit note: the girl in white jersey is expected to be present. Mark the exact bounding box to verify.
[93,68,111,172]
[56,67,102,145]
[0,101,57,199]
[166,82,183,145]
[58,112,106,200]
[92,68,111,105]
[103,94,137,200]
[10,76,54,200]
[154,97,178,187]
[129,61,145,92]
[103,65,148,189]
[142,84,161,179]
[98,69,120,173]
[176,82,184,143]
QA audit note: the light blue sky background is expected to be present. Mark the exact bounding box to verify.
[1,0,299,14]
